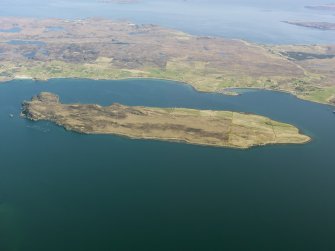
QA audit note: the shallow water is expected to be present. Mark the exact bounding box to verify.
[0,27,21,33]
[45,26,64,32]
[5,40,46,46]
[0,78,335,250]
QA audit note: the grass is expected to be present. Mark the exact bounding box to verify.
[299,87,335,104]
[2,58,334,105]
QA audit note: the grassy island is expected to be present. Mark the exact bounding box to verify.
[22,92,310,149]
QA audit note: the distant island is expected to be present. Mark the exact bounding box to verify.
[305,4,335,11]
[96,0,139,4]
[0,17,335,105]
[283,21,335,30]
[21,92,310,149]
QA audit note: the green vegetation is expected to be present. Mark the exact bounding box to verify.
[11,59,334,105]
[300,87,335,104]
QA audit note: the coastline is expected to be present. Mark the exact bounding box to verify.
[22,92,312,150]
[53,123,312,150]
[0,17,334,107]
[3,75,334,107]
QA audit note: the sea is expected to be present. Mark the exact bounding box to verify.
[0,1,335,250]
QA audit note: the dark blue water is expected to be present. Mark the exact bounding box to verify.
[0,0,334,44]
[1,78,335,251]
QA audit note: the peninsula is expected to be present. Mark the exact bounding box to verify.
[22,92,311,149]
[0,17,335,105]
[283,21,335,31]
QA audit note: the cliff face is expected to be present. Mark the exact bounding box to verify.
[22,92,59,120]
[22,92,311,149]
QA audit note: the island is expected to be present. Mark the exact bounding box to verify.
[0,17,335,105]
[283,21,335,31]
[305,4,335,11]
[96,0,139,4]
[21,92,311,149]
